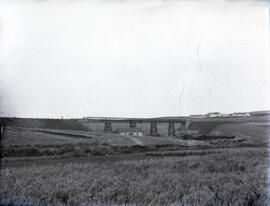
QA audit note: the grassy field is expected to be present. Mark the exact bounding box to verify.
[1,117,270,206]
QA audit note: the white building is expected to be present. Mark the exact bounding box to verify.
[206,112,222,118]
[220,113,230,117]
[231,112,251,117]
[116,128,143,136]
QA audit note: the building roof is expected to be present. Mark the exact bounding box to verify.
[116,127,143,133]
[206,112,221,115]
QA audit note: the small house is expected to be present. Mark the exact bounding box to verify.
[116,128,143,136]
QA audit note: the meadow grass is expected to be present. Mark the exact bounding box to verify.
[1,147,268,206]
[2,127,212,158]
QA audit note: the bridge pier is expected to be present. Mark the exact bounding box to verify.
[150,121,159,136]
[179,120,191,135]
[168,121,175,136]
[129,121,136,128]
[104,121,112,133]
[185,120,191,131]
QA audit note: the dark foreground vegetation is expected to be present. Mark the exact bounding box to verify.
[1,148,269,206]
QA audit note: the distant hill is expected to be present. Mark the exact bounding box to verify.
[1,118,90,131]
[250,110,270,116]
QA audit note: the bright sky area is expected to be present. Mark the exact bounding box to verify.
[0,0,269,118]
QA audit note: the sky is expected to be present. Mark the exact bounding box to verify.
[0,0,269,118]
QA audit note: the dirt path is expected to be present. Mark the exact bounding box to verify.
[1,153,149,168]
[124,135,143,145]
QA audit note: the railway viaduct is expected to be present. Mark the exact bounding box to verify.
[84,117,191,136]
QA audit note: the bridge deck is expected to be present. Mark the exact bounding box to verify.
[83,117,189,123]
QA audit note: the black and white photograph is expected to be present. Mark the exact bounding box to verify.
[0,0,270,205]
